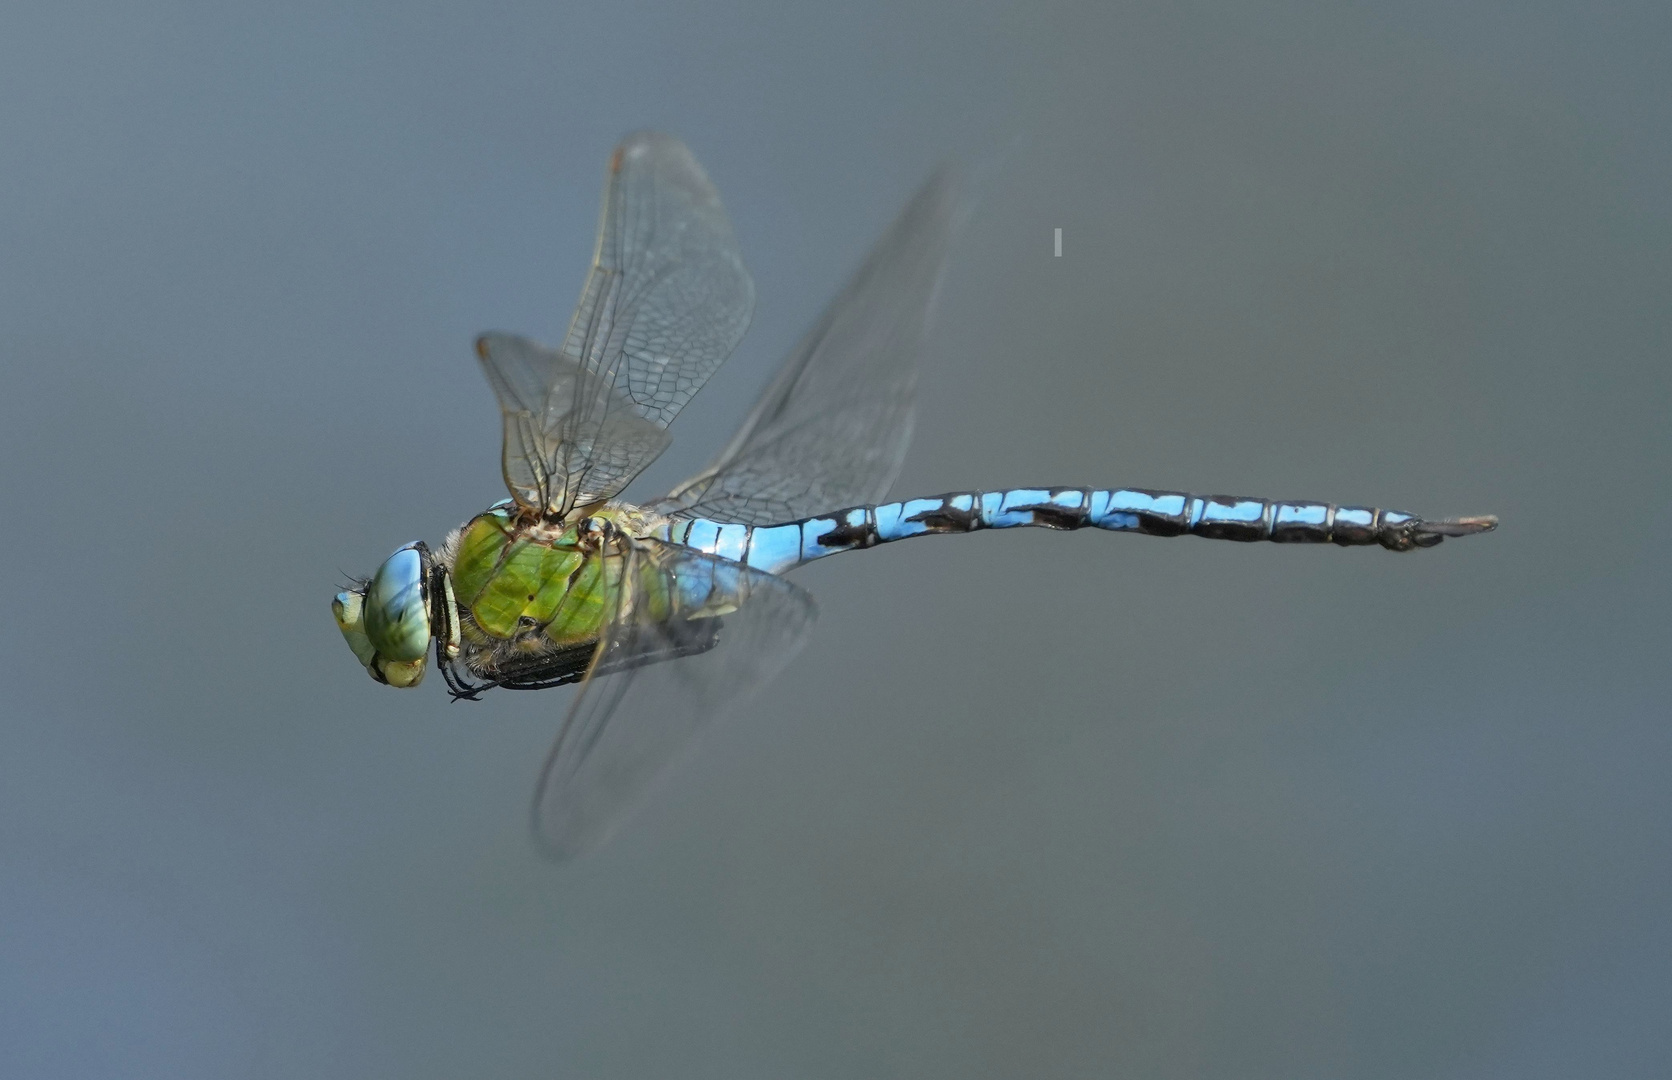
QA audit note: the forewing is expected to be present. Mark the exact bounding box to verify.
[477,132,753,513]
[566,132,755,427]
[532,539,816,860]
[654,168,958,525]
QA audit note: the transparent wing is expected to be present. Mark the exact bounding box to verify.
[478,132,755,514]
[654,168,958,526]
[532,538,816,860]
[476,333,673,513]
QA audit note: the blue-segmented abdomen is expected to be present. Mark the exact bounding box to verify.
[656,487,1497,576]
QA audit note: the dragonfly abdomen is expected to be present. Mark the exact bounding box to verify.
[662,487,1496,575]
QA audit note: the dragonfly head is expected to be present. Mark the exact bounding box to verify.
[333,542,438,688]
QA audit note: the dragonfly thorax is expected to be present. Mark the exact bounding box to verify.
[423,501,668,689]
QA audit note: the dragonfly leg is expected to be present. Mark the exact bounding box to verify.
[492,667,594,692]
[438,642,499,702]
[463,617,727,694]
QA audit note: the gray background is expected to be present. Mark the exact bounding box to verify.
[2,2,1667,1077]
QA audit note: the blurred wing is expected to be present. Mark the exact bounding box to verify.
[654,168,958,526]
[532,538,816,860]
[479,132,754,513]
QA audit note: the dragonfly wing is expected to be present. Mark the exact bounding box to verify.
[566,132,756,428]
[476,332,672,512]
[532,538,816,860]
[654,168,959,526]
[479,132,754,513]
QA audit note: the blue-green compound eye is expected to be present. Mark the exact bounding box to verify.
[363,544,432,662]
[332,543,434,688]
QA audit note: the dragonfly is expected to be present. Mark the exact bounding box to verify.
[333,132,1497,858]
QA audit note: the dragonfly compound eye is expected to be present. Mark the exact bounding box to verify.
[343,542,434,688]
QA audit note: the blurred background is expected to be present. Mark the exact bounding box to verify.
[2,1,1668,1076]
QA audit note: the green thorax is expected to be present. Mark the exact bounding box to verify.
[446,502,664,650]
